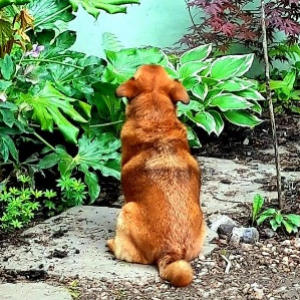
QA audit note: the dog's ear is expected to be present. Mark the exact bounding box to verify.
[116,77,139,100]
[169,80,190,104]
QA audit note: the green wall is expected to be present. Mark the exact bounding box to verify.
[70,0,192,58]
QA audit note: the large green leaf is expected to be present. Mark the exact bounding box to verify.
[208,109,224,136]
[1,55,15,80]
[180,44,212,64]
[27,0,74,35]
[17,82,88,143]
[224,110,262,128]
[210,54,254,80]
[0,134,18,162]
[208,93,253,111]
[216,78,255,92]
[178,61,206,79]
[187,111,216,135]
[285,214,300,227]
[192,83,208,101]
[252,194,264,223]
[237,88,265,101]
[69,0,140,18]
[102,47,168,84]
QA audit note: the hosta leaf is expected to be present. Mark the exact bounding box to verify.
[17,82,88,143]
[1,55,15,81]
[209,93,253,111]
[210,54,254,80]
[217,78,255,92]
[178,61,207,79]
[187,111,216,135]
[177,100,204,117]
[251,100,262,115]
[103,47,168,84]
[191,83,208,101]
[208,109,224,136]
[186,126,201,148]
[237,89,265,101]
[180,44,212,64]
[224,110,262,128]
[285,214,300,227]
[69,0,140,18]
[27,0,74,35]
[182,76,200,89]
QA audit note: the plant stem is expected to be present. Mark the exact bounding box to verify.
[261,0,283,209]
[185,0,196,27]
[21,59,84,70]
[33,132,56,152]
[89,120,124,128]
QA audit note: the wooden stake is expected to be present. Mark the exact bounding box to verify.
[260,0,283,209]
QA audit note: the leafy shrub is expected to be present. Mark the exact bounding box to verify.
[102,45,264,146]
[182,0,300,54]
[252,194,300,234]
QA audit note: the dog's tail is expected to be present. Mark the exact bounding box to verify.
[158,255,193,287]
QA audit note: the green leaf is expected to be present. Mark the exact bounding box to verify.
[38,152,59,169]
[270,218,280,231]
[80,166,100,203]
[251,100,262,115]
[252,194,264,223]
[282,219,294,234]
[1,55,15,80]
[191,83,208,101]
[0,0,30,9]
[17,82,88,143]
[187,111,216,135]
[223,110,262,128]
[256,208,276,225]
[69,0,140,18]
[182,76,200,89]
[237,89,265,101]
[0,80,12,91]
[210,54,254,80]
[186,126,201,148]
[0,134,18,162]
[180,44,212,64]
[178,61,206,79]
[275,212,283,225]
[209,93,253,111]
[208,109,224,136]
[103,47,168,84]
[27,0,74,35]
[177,100,204,117]
[216,78,255,92]
[0,18,13,46]
[285,214,300,227]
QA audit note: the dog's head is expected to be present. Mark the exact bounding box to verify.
[116,65,189,104]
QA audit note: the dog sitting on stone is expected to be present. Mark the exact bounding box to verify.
[107,65,206,287]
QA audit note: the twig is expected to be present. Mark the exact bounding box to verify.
[220,254,231,274]
[33,132,56,152]
[89,120,124,128]
[260,0,283,209]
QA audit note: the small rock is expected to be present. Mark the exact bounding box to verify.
[209,214,237,232]
[263,228,276,238]
[294,238,300,248]
[217,224,236,236]
[253,288,264,299]
[243,137,250,145]
[281,240,291,246]
[240,243,252,251]
[230,227,259,245]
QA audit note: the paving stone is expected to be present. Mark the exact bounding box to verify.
[0,282,72,300]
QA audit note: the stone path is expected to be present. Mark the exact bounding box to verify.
[1,156,299,299]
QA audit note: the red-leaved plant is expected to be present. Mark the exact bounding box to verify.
[181,0,300,54]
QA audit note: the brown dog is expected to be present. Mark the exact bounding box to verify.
[107,65,206,287]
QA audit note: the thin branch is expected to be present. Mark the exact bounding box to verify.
[220,255,232,274]
[89,120,124,128]
[261,0,283,209]
[185,0,196,27]
[33,132,56,152]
